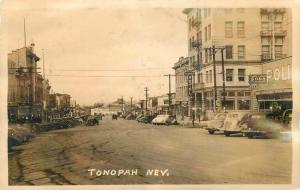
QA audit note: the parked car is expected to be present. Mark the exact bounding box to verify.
[223,112,251,137]
[86,116,100,126]
[205,112,228,134]
[152,115,177,125]
[242,113,281,138]
[139,114,157,124]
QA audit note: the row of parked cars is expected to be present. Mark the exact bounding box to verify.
[204,110,292,138]
[8,117,83,151]
[136,114,177,125]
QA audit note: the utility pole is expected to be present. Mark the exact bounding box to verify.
[221,48,226,110]
[212,45,217,112]
[130,97,133,114]
[164,74,174,115]
[23,18,27,47]
[144,87,148,114]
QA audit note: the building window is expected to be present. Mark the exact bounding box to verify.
[204,8,207,18]
[261,21,270,31]
[225,45,233,59]
[197,73,201,83]
[205,49,208,63]
[225,21,233,38]
[226,69,233,81]
[262,45,271,60]
[224,9,233,14]
[238,100,250,110]
[207,8,211,17]
[208,24,211,40]
[238,45,245,59]
[238,69,245,81]
[261,14,270,21]
[274,22,282,31]
[237,91,244,96]
[206,71,209,82]
[275,37,284,45]
[261,37,271,45]
[275,45,283,59]
[236,8,245,13]
[237,21,245,37]
[275,14,283,21]
[200,73,203,83]
[209,70,212,83]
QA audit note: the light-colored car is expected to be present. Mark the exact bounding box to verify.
[223,112,251,137]
[152,115,177,125]
[205,112,228,134]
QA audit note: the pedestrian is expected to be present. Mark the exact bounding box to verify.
[192,110,195,127]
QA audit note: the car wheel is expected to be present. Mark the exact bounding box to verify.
[208,130,215,134]
[224,131,230,137]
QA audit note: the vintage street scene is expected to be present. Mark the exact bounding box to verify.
[5,6,293,185]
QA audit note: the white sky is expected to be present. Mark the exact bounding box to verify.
[2,1,187,105]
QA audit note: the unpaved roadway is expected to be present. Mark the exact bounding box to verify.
[9,117,292,185]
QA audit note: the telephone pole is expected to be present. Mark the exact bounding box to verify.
[221,48,226,110]
[130,97,133,114]
[144,87,148,113]
[164,74,175,115]
[23,18,27,47]
[212,45,217,112]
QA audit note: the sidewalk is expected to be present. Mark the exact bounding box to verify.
[177,119,209,128]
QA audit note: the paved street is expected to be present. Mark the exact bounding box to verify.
[9,117,292,185]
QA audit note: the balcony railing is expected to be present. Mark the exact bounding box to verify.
[274,8,286,13]
[274,30,287,36]
[261,8,273,14]
[191,41,202,48]
[261,54,272,61]
[275,53,287,60]
[260,30,272,36]
[193,82,204,90]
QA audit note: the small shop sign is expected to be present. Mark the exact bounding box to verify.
[249,74,267,84]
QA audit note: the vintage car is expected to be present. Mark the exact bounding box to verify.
[205,112,228,134]
[86,116,100,126]
[223,112,251,137]
[151,115,177,125]
[138,114,157,124]
[242,113,281,138]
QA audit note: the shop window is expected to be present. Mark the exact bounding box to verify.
[226,69,233,81]
[227,91,235,96]
[238,69,245,81]
[245,91,251,96]
[237,91,244,96]
[223,100,235,110]
[238,100,250,110]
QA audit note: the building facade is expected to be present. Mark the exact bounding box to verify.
[7,44,49,122]
[173,57,189,120]
[181,8,292,119]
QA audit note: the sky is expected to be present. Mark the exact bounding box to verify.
[1,1,187,105]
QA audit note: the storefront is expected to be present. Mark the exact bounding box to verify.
[253,57,292,114]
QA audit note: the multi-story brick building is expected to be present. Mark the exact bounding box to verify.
[181,8,292,118]
[7,43,51,122]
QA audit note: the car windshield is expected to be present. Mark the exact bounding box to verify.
[227,114,239,118]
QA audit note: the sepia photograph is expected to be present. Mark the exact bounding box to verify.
[1,0,299,189]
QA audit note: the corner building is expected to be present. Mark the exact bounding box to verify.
[182,8,291,118]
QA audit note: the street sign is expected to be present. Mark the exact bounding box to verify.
[249,74,267,84]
